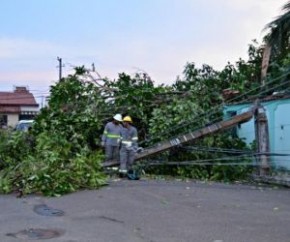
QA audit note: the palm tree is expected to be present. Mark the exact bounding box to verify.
[261,1,290,81]
[265,1,290,56]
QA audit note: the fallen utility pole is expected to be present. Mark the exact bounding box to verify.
[135,109,254,160]
[103,105,257,167]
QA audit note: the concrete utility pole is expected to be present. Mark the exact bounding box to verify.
[103,109,255,167]
[255,104,270,176]
[57,57,63,81]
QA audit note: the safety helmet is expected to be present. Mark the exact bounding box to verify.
[123,116,132,123]
[113,114,122,122]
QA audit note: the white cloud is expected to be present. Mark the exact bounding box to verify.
[0,37,95,60]
[0,0,287,90]
[0,38,60,59]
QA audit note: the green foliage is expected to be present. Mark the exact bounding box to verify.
[144,132,253,182]
[145,60,256,182]
[264,1,290,60]
[0,71,108,196]
[4,33,289,193]
[145,63,225,145]
[0,130,34,169]
[174,63,223,109]
[219,40,263,99]
[178,134,253,181]
[103,72,170,141]
[104,72,157,117]
[33,73,110,151]
[0,131,106,196]
[148,98,202,143]
[262,1,290,96]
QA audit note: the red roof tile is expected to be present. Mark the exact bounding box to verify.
[0,87,38,106]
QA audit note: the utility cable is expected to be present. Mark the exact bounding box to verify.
[144,75,290,146]
[180,145,254,154]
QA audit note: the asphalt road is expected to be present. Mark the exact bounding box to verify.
[0,179,290,242]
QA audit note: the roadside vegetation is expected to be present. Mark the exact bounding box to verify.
[1,1,290,196]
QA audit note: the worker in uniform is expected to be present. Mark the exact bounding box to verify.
[101,114,122,162]
[119,116,138,177]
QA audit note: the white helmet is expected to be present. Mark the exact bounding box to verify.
[113,114,122,122]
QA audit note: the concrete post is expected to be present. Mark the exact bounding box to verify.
[255,105,270,176]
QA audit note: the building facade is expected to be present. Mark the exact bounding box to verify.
[0,86,39,128]
[224,96,290,170]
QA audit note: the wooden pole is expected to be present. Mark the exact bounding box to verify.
[255,104,270,176]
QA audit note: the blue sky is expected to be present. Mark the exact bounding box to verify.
[0,0,286,104]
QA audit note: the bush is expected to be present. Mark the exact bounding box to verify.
[0,131,107,196]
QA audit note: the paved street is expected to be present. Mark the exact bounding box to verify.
[0,179,290,242]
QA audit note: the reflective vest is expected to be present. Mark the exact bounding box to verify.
[120,125,138,148]
[102,122,122,146]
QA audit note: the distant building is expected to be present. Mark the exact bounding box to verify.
[0,86,39,128]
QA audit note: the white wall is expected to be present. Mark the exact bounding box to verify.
[7,114,19,127]
[20,106,39,112]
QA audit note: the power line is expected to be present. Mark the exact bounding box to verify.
[167,72,290,134]
[148,161,257,166]
[180,145,254,154]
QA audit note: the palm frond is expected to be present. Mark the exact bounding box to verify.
[263,1,290,53]
[282,1,290,11]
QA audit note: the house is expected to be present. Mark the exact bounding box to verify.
[224,94,290,170]
[0,86,39,128]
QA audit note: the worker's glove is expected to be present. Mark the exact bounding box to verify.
[136,147,144,153]
[101,141,105,147]
[129,147,143,153]
[126,146,134,151]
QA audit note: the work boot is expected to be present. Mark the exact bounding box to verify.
[119,169,127,178]
[127,169,140,180]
